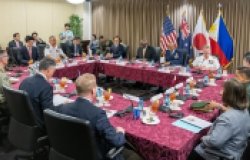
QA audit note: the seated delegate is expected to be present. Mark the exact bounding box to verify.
[165,42,184,65]
[18,35,39,65]
[136,40,156,62]
[192,45,220,70]
[189,78,250,160]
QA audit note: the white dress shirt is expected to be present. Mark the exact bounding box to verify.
[192,55,220,70]
[44,45,65,59]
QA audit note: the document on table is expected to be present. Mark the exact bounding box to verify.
[104,109,117,118]
[53,94,74,106]
[172,115,212,133]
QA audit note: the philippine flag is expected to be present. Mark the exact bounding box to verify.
[209,12,234,67]
[192,12,210,57]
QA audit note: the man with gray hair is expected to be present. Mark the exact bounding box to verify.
[44,35,67,60]
[19,57,56,129]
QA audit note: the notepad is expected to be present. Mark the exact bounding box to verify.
[53,94,74,106]
[172,115,212,133]
[123,94,140,102]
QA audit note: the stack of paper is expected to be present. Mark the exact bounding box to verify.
[53,94,74,106]
[172,115,212,133]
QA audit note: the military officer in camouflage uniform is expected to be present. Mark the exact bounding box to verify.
[0,49,10,108]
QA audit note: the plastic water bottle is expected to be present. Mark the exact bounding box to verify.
[164,94,170,107]
[97,87,103,97]
[138,98,144,110]
[217,67,222,76]
[203,75,209,84]
[186,65,190,73]
[100,53,104,60]
[185,83,190,96]
[118,55,123,62]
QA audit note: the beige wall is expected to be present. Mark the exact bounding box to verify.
[0,0,84,48]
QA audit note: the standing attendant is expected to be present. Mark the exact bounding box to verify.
[59,23,74,54]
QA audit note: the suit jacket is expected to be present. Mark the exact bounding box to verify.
[136,46,156,61]
[110,44,126,59]
[67,44,83,58]
[8,40,24,49]
[195,108,250,160]
[56,97,126,159]
[19,74,54,129]
[18,46,39,65]
[166,49,184,65]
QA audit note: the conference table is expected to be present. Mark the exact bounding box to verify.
[53,58,188,88]
[8,65,231,160]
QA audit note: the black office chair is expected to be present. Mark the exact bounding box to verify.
[3,85,48,160]
[37,44,46,60]
[44,109,124,160]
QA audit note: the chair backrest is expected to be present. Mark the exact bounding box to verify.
[37,44,46,60]
[8,47,21,65]
[154,47,161,62]
[3,86,41,151]
[44,109,100,160]
[121,43,129,59]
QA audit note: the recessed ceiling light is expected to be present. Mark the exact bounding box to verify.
[66,0,85,4]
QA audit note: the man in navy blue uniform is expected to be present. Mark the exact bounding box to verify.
[165,42,184,66]
[106,36,126,59]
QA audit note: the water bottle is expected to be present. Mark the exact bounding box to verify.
[164,94,170,107]
[96,87,103,98]
[186,65,190,73]
[217,67,222,76]
[203,75,209,84]
[118,55,123,62]
[100,53,104,60]
[150,60,155,66]
[185,83,190,96]
[138,98,144,110]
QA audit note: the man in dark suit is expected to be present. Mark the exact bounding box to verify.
[18,36,39,65]
[19,58,56,129]
[136,40,156,61]
[67,37,82,58]
[106,36,126,59]
[56,73,142,160]
[8,33,24,49]
[165,42,184,66]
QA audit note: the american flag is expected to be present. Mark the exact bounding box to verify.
[160,16,177,52]
[180,15,190,39]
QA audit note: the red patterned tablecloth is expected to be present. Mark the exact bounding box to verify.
[53,59,188,87]
[10,66,229,160]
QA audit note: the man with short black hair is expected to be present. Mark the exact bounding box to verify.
[8,33,24,49]
[67,37,82,58]
[18,35,39,65]
[60,23,74,54]
[19,57,56,128]
[32,32,45,47]
[106,36,126,59]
